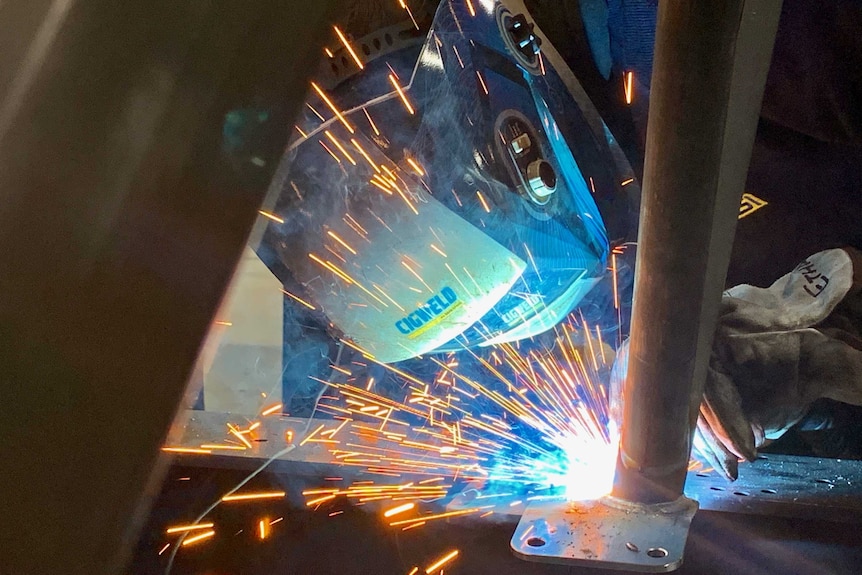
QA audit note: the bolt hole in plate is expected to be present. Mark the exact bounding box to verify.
[733,491,750,497]
[647,548,669,559]
[815,478,835,485]
[709,486,724,491]
[760,489,777,494]
[526,537,546,547]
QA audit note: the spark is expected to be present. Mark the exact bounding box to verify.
[370,177,393,195]
[161,447,211,455]
[621,178,634,187]
[611,253,619,310]
[476,71,489,95]
[401,260,433,292]
[389,74,415,115]
[320,140,342,163]
[166,522,215,535]
[452,45,464,68]
[523,243,542,282]
[158,543,170,556]
[466,0,476,17]
[408,568,419,575]
[180,530,215,547]
[295,125,308,138]
[258,518,270,540]
[589,176,596,194]
[430,244,447,258]
[228,424,254,449]
[624,71,634,105]
[383,502,416,517]
[476,190,491,213]
[363,108,381,135]
[221,491,285,502]
[306,103,326,122]
[425,549,459,573]
[324,47,334,58]
[334,26,364,70]
[258,210,284,224]
[326,130,357,165]
[406,157,425,176]
[327,230,358,255]
[199,444,247,451]
[351,138,380,172]
[214,320,232,327]
[311,82,354,133]
[261,403,283,416]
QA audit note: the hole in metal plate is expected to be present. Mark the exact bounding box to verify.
[526,537,546,547]
[647,547,668,558]
[709,486,724,491]
[733,491,750,496]
[760,488,777,494]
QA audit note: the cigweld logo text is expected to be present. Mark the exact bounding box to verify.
[395,286,462,339]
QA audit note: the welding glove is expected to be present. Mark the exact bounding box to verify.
[696,247,862,480]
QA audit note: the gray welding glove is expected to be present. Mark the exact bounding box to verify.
[696,248,862,480]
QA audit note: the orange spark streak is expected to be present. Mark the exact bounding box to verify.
[221,491,285,502]
[229,424,254,449]
[262,403,283,416]
[258,210,284,224]
[401,260,433,291]
[425,549,459,573]
[621,178,634,186]
[402,521,426,531]
[383,502,415,517]
[589,176,596,194]
[406,157,425,176]
[611,253,619,309]
[327,230,358,255]
[389,74,415,115]
[476,190,491,213]
[334,26,364,70]
[363,108,381,135]
[214,320,232,326]
[326,131,357,165]
[624,71,634,104]
[180,530,215,547]
[165,522,215,535]
[199,444,247,451]
[370,177,393,195]
[300,423,326,446]
[466,0,476,17]
[351,138,380,172]
[158,543,170,556]
[389,508,479,526]
[295,125,308,138]
[161,447,211,455]
[408,568,420,575]
[258,518,269,540]
[324,47,334,58]
[311,82,354,133]
[319,140,341,163]
[306,494,337,506]
[282,289,316,310]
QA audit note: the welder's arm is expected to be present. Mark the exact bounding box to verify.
[696,247,862,480]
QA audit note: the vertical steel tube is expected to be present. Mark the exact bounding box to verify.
[613,0,782,503]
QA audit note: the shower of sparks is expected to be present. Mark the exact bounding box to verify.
[389,74,415,115]
[334,26,364,70]
[258,210,284,224]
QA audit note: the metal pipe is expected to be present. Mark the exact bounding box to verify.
[613,0,782,504]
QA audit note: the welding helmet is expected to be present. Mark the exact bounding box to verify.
[254,0,639,363]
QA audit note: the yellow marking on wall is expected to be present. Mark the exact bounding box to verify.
[739,193,768,219]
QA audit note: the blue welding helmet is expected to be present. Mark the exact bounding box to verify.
[255,0,638,363]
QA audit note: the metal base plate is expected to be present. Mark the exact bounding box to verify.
[510,496,698,572]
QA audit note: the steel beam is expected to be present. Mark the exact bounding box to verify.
[0,2,336,574]
[613,0,783,504]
